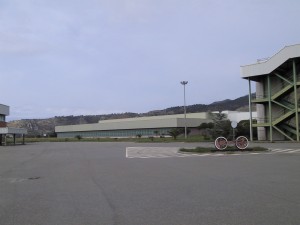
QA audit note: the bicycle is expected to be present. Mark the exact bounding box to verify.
[214,136,249,150]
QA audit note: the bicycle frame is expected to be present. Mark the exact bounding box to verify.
[214,136,249,150]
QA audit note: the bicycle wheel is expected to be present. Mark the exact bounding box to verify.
[214,137,228,150]
[235,136,249,150]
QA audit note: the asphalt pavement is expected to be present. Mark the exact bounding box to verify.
[0,142,299,225]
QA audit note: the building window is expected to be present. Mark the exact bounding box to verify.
[0,115,5,122]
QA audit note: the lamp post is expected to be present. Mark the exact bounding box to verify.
[180,81,188,139]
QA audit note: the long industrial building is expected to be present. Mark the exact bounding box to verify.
[55,111,254,138]
[56,112,210,138]
[241,44,300,141]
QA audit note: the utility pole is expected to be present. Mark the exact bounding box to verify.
[180,81,188,139]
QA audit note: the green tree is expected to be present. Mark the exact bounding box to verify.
[168,128,184,140]
[214,120,231,138]
[198,122,214,130]
[236,120,257,139]
[198,122,214,140]
[209,111,231,138]
[75,135,82,140]
[48,131,57,137]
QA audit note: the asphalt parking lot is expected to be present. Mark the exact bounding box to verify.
[0,142,299,225]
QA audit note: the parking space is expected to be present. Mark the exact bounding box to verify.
[1,142,300,225]
[126,146,300,159]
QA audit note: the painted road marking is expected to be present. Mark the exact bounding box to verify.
[269,148,300,154]
[126,147,203,158]
[126,147,300,159]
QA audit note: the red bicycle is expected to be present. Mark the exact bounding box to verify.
[214,136,249,150]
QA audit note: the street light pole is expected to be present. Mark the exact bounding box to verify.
[180,81,188,139]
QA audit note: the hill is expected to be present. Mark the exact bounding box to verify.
[8,94,253,137]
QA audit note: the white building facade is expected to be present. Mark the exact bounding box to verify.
[241,44,300,141]
[0,104,27,145]
[55,111,254,138]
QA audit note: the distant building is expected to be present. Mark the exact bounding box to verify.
[241,44,300,141]
[55,111,254,138]
[0,104,9,128]
[0,104,27,145]
[220,111,257,123]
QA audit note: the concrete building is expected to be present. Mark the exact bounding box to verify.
[0,104,9,128]
[0,104,27,145]
[220,111,257,124]
[241,44,300,141]
[56,112,211,138]
[55,111,254,138]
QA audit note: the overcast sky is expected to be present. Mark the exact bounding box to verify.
[1,0,299,120]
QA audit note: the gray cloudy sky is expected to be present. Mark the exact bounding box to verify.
[1,0,299,120]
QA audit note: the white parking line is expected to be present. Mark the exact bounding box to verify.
[269,149,300,154]
[285,149,300,153]
[126,147,300,159]
[271,149,294,152]
[126,147,199,158]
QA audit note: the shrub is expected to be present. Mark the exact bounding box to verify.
[168,128,184,140]
[148,136,154,141]
[75,135,82,140]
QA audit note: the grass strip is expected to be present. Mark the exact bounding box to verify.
[179,146,268,154]
[14,136,209,143]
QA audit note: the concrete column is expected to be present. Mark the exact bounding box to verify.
[267,75,273,141]
[256,81,265,99]
[3,134,6,146]
[257,104,267,140]
[293,60,299,141]
[248,79,253,141]
[256,81,266,140]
